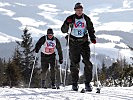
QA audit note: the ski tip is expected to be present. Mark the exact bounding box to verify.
[80,88,85,93]
[56,87,60,89]
[96,88,100,93]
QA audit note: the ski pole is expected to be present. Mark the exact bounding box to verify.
[28,53,37,88]
[59,64,63,85]
[94,44,100,93]
[64,33,70,87]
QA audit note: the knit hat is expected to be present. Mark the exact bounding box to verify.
[74,3,83,9]
[47,28,54,34]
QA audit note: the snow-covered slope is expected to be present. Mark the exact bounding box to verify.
[0,85,133,100]
[93,31,133,65]
[0,32,21,43]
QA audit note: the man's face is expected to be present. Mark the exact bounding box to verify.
[48,34,53,39]
[75,8,83,16]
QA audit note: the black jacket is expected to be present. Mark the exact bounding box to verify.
[61,14,96,40]
[34,35,63,60]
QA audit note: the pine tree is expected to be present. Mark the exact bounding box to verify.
[0,58,4,86]
[99,60,107,86]
[6,58,12,87]
[127,46,133,86]
[0,58,7,86]
[128,45,133,65]
[16,27,35,86]
[11,47,23,87]
[108,61,122,86]
[122,64,133,87]
[0,58,3,86]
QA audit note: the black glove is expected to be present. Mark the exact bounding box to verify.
[59,59,63,64]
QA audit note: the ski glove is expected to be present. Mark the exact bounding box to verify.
[67,18,72,23]
[91,39,96,44]
[59,59,63,64]
[66,18,73,25]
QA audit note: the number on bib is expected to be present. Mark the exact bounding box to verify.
[78,30,82,35]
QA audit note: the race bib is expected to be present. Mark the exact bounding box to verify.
[73,28,85,37]
[45,47,55,54]
[71,18,87,37]
[43,39,56,54]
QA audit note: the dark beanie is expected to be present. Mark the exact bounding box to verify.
[74,3,83,9]
[47,28,54,34]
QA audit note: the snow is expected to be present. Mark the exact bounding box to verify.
[89,6,133,33]
[0,8,15,17]
[0,2,11,7]
[91,6,133,14]
[0,85,133,100]
[62,10,74,14]
[0,32,21,43]
[116,43,129,49]
[89,12,101,26]
[38,4,60,12]
[120,49,133,63]
[90,43,132,64]
[96,22,133,33]
[13,17,47,28]
[14,3,27,7]
[90,43,118,59]
[123,0,133,8]
[12,17,47,37]
[0,0,132,64]
[38,4,63,30]
[1,0,133,34]
[0,2,15,17]
[97,34,122,42]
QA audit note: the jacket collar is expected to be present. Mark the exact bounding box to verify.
[74,13,84,19]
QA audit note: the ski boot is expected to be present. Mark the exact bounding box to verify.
[41,80,47,89]
[51,83,56,89]
[56,83,60,89]
[72,83,78,91]
[85,83,92,92]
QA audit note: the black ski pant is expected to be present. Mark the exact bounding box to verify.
[69,41,93,84]
[41,52,56,84]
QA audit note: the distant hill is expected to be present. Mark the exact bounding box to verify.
[0,31,132,69]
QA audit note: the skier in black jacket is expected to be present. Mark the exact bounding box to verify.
[34,28,63,89]
[61,3,96,91]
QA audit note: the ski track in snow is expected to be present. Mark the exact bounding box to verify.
[0,85,133,100]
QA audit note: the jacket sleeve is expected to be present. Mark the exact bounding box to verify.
[55,38,63,60]
[61,17,69,33]
[85,15,96,39]
[34,36,46,53]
